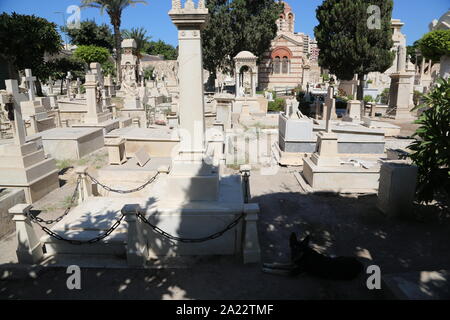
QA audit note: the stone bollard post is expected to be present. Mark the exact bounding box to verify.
[55,109,62,127]
[122,204,148,267]
[75,166,92,204]
[10,204,43,264]
[239,165,251,203]
[112,105,118,119]
[243,203,261,264]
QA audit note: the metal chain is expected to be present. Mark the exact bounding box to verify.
[28,169,246,245]
[136,211,244,243]
[29,210,126,245]
[28,176,81,225]
[86,172,160,194]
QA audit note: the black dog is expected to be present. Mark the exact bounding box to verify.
[263,233,364,280]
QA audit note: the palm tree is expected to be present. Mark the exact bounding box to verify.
[80,0,148,81]
[122,27,151,60]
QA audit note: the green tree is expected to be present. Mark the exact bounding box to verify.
[418,29,450,62]
[408,78,450,203]
[62,20,114,51]
[202,0,283,75]
[44,56,86,93]
[0,12,62,84]
[146,40,178,60]
[122,27,151,59]
[74,45,110,65]
[407,40,422,65]
[314,0,395,100]
[80,0,148,81]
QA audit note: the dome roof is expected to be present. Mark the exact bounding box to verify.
[235,51,257,59]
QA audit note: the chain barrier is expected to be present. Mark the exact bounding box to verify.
[28,176,81,225]
[30,211,126,245]
[27,169,247,245]
[136,211,244,243]
[86,172,160,194]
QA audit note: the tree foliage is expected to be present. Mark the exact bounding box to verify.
[42,56,86,83]
[62,20,114,51]
[80,0,148,80]
[146,40,178,60]
[408,78,450,203]
[122,27,151,58]
[314,0,394,99]
[202,0,283,75]
[418,29,450,62]
[0,12,62,80]
[74,45,111,65]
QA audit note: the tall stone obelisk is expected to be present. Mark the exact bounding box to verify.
[169,0,209,159]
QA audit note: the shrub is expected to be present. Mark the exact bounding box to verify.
[363,95,374,103]
[418,29,450,62]
[268,98,286,112]
[413,90,423,107]
[377,88,390,104]
[408,78,450,203]
[73,45,110,65]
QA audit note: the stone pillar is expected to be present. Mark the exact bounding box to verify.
[397,45,407,72]
[122,204,148,267]
[377,162,418,218]
[243,203,261,264]
[10,204,43,264]
[169,3,209,156]
[75,166,92,204]
[84,74,100,124]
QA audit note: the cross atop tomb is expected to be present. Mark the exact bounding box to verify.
[324,86,335,132]
[24,69,36,101]
[76,77,82,94]
[66,72,73,99]
[3,80,27,145]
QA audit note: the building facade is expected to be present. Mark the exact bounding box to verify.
[258,1,321,91]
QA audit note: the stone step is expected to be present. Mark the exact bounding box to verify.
[0,142,38,156]
[0,157,57,185]
[0,149,46,168]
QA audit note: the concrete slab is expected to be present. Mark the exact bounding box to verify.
[27,127,104,160]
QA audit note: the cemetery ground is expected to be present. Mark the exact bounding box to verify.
[0,139,449,300]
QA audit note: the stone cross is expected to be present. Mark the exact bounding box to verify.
[24,69,36,101]
[66,72,73,98]
[397,45,407,73]
[76,78,82,94]
[48,77,54,95]
[4,80,27,145]
[324,85,337,122]
[325,86,334,133]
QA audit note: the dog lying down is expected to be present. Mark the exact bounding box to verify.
[263,233,364,281]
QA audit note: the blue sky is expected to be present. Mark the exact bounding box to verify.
[0,0,448,46]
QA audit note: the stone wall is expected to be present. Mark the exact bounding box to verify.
[0,188,25,239]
